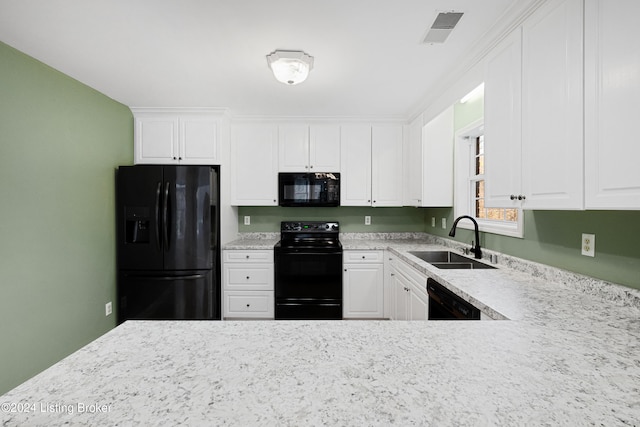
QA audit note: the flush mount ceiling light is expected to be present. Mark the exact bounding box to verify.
[266,50,314,85]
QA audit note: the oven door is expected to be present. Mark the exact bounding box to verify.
[274,250,342,319]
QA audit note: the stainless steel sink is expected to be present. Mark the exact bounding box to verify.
[409,251,496,270]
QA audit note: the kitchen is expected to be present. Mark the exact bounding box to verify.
[1,0,640,425]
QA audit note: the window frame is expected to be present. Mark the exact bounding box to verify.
[453,119,524,238]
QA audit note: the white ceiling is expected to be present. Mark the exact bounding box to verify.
[0,0,534,119]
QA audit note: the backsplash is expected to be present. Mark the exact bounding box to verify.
[237,206,426,232]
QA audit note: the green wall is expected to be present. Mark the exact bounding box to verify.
[238,206,426,232]
[423,95,640,289]
[0,41,133,394]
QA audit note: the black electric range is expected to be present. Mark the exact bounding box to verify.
[274,221,342,319]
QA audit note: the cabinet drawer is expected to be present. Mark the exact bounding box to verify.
[223,250,273,263]
[224,291,274,318]
[224,264,274,291]
[343,250,384,263]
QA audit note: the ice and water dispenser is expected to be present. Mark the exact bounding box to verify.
[125,207,150,244]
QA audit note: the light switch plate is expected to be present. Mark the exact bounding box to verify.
[244,216,250,226]
[431,217,436,227]
[365,216,371,225]
[441,218,447,229]
[581,233,595,257]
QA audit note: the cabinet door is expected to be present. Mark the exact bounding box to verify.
[585,0,640,209]
[484,29,523,208]
[371,124,404,207]
[340,125,372,206]
[231,124,279,205]
[343,264,384,319]
[408,284,429,320]
[179,116,219,165]
[422,106,454,207]
[406,115,424,206]
[134,115,179,164]
[521,0,584,209]
[392,272,409,321]
[309,124,341,172]
[278,124,309,172]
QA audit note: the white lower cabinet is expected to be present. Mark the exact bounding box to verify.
[343,250,384,318]
[222,250,274,319]
[388,256,429,321]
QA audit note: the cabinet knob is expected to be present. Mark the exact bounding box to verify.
[173,157,177,160]
[246,255,249,259]
[310,165,313,169]
[518,195,526,200]
[510,195,516,200]
[391,273,395,276]
[344,269,347,272]
[362,256,366,259]
[246,304,250,307]
[246,276,250,280]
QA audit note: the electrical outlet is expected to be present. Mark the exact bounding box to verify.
[105,302,112,316]
[431,217,436,227]
[581,233,595,257]
[441,218,447,229]
[364,216,371,226]
[244,216,251,226]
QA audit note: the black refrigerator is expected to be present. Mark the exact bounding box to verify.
[116,165,220,322]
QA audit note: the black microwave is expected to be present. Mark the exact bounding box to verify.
[278,173,340,207]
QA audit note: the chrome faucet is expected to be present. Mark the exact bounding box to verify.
[448,215,482,259]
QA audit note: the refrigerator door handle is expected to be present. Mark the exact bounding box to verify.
[163,181,170,252]
[155,181,162,251]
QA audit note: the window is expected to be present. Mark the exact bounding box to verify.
[454,120,523,238]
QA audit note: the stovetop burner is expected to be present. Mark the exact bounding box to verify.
[276,221,341,250]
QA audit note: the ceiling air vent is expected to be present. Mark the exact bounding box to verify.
[422,11,464,44]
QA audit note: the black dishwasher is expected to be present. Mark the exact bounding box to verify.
[427,278,480,320]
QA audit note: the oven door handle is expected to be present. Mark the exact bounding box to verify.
[277,251,343,255]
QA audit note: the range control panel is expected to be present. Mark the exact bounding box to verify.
[281,221,339,233]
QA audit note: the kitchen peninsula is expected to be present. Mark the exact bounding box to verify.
[2,236,639,426]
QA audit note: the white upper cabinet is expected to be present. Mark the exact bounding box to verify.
[278,124,340,172]
[278,124,308,172]
[371,124,404,207]
[230,123,279,206]
[521,0,584,210]
[133,109,221,165]
[309,124,341,171]
[585,0,640,209]
[341,124,403,207]
[405,115,423,205]
[484,29,523,208]
[406,107,454,207]
[340,125,372,206]
[485,0,584,210]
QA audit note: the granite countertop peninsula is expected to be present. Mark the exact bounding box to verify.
[3,232,640,426]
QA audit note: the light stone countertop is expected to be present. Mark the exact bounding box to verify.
[2,233,639,426]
